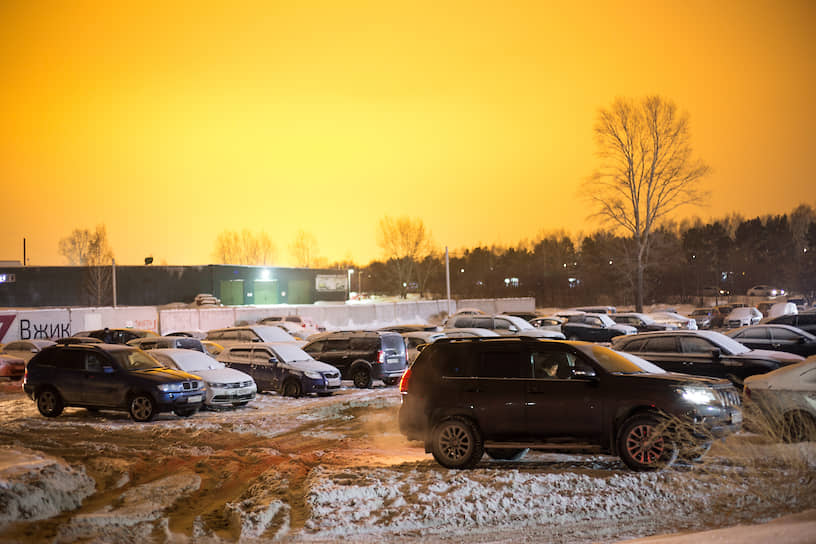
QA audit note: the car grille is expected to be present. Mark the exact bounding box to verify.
[715,387,741,408]
[727,320,742,328]
[323,371,340,380]
[182,381,201,391]
[213,393,255,401]
[222,381,254,389]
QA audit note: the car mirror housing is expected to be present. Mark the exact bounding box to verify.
[269,357,278,364]
[573,368,597,379]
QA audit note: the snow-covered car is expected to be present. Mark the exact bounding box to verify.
[611,312,676,332]
[561,313,636,342]
[205,325,301,347]
[766,302,798,319]
[448,314,565,339]
[648,312,698,330]
[401,331,446,363]
[257,315,322,337]
[150,348,257,408]
[441,308,487,327]
[529,316,564,332]
[218,342,341,397]
[127,335,207,353]
[440,328,501,339]
[744,357,816,442]
[725,307,763,328]
[0,339,56,363]
[0,354,25,381]
[747,285,786,297]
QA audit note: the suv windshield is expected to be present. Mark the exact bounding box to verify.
[699,330,750,355]
[111,349,163,370]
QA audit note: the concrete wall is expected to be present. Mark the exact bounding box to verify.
[0,297,535,342]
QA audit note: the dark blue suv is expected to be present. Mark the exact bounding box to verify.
[23,344,205,422]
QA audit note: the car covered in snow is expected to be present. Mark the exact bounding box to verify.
[744,357,816,442]
[76,328,159,344]
[23,343,205,421]
[218,342,341,397]
[0,339,57,362]
[0,353,25,381]
[399,337,742,471]
[747,285,786,297]
[724,307,763,328]
[447,314,566,339]
[127,335,207,353]
[611,312,676,332]
[648,312,698,330]
[205,325,301,347]
[150,348,257,408]
[560,312,636,342]
[610,330,804,387]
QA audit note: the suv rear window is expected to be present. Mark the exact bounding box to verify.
[380,334,406,354]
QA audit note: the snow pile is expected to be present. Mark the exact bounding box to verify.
[0,446,95,526]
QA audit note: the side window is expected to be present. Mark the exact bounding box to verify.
[432,345,472,378]
[303,341,323,355]
[325,339,349,352]
[84,353,106,372]
[586,316,602,327]
[771,328,800,341]
[531,351,564,378]
[619,338,646,352]
[494,318,512,331]
[741,327,769,339]
[681,337,716,354]
[350,337,377,351]
[240,330,258,342]
[453,317,473,328]
[474,350,527,379]
[54,350,85,370]
[473,317,493,329]
[251,349,275,365]
[644,337,678,352]
[231,349,251,361]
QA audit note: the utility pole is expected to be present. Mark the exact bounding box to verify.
[445,246,452,317]
[112,258,117,307]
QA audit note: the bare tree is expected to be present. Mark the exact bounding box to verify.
[584,96,710,311]
[289,230,320,268]
[213,229,276,265]
[376,216,434,298]
[58,225,115,305]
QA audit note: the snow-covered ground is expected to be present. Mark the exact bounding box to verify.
[1,379,814,543]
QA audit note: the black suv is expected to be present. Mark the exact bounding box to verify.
[23,344,205,421]
[765,312,816,334]
[398,337,742,471]
[302,331,407,388]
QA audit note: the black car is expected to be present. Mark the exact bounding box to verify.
[610,330,804,387]
[302,330,407,388]
[561,313,637,342]
[724,325,816,357]
[76,328,159,344]
[764,312,816,335]
[398,337,741,471]
[23,343,205,421]
[611,312,675,332]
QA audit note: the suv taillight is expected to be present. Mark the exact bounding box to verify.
[377,350,385,364]
[398,367,411,393]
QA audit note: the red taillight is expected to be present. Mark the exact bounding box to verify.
[378,350,385,364]
[399,367,412,393]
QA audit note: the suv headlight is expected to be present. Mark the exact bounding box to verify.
[209,382,227,388]
[157,383,184,393]
[676,386,718,405]
[304,371,322,379]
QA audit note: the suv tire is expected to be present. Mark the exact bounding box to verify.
[485,448,528,461]
[129,393,156,422]
[36,387,64,418]
[617,414,678,471]
[351,363,373,389]
[431,417,484,469]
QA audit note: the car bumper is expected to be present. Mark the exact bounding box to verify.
[208,384,257,405]
[156,391,206,412]
[303,376,342,394]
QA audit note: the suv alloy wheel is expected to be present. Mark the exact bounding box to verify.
[36,388,64,417]
[431,417,484,469]
[617,414,678,471]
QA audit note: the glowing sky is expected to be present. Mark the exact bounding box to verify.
[2,1,814,266]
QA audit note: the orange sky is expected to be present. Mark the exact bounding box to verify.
[2,0,814,267]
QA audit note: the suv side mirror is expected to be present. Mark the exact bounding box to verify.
[710,348,721,359]
[269,357,278,364]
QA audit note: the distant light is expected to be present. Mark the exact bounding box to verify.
[608,260,613,265]
[460,268,465,273]
[260,269,271,281]
[281,291,286,297]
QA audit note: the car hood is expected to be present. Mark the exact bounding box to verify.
[612,324,638,334]
[185,367,253,384]
[130,367,202,383]
[283,359,340,373]
[748,349,805,365]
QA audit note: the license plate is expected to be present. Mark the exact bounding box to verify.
[187,395,203,403]
[235,388,252,396]
[328,378,341,387]
[387,357,401,364]
[730,410,743,424]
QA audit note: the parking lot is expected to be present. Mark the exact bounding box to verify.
[1,379,815,543]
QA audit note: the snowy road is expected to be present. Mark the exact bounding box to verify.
[0,381,814,543]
